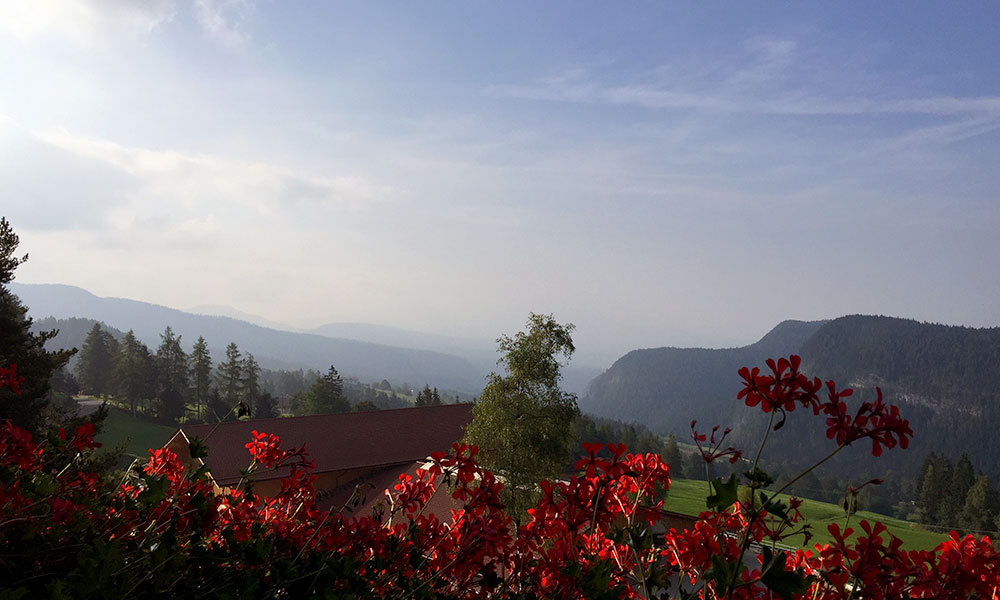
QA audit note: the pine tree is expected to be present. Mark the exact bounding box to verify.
[76,323,118,398]
[322,365,343,397]
[300,365,349,415]
[189,336,212,422]
[253,391,278,420]
[916,454,952,525]
[155,326,189,423]
[0,218,76,433]
[940,453,976,527]
[957,476,999,535]
[242,353,261,408]
[115,330,154,416]
[662,434,684,478]
[215,342,243,413]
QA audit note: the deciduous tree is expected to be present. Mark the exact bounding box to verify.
[463,313,579,517]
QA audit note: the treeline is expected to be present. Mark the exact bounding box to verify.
[912,451,1000,536]
[68,321,448,425]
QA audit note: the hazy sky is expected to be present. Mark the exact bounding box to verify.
[2,1,998,366]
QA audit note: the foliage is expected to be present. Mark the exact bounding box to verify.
[242,352,261,409]
[115,330,155,415]
[415,384,442,406]
[76,322,119,397]
[2,354,999,598]
[464,313,580,518]
[0,218,76,433]
[154,326,189,423]
[188,335,212,421]
[299,365,350,415]
[214,342,243,415]
[252,391,278,420]
[585,315,1000,484]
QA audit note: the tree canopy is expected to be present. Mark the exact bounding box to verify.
[0,218,76,432]
[464,313,580,517]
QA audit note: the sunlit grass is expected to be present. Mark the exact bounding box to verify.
[665,477,948,551]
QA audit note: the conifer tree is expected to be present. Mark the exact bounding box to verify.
[941,453,976,526]
[0,218,76,433]
[155,326,189,423]
[415,384,442,406]
[115,330,154,415]
[253,391,278,419]
[215,342,243,412]
[916,453,952,525]
[189,336,212,422]
[76,323,118,398]
[957,475,999,535]
[300,365,349,415]
[662,434,684,478]
[242,353,261,408]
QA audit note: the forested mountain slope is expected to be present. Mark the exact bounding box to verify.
[14,283,485,392]
[583,316,1000,479]
[580,319,827,433]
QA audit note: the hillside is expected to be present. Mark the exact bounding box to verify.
[13,283,486,392]
[580,319,827,433]
[583,316,1000,480]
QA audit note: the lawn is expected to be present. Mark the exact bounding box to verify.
[96,407,176,462]
[665,477,948,551]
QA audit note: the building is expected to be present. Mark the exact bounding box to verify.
[161,403,474,516]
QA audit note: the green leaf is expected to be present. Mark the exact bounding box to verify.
[188,436,209,459]
[760,547,810,600]
[742,467,774,489]
[706,474,739,511]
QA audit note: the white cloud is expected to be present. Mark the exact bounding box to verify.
[193,0,254,51]
[36,128,391,217]
[0,0,175,46]
[492,36,1000,124]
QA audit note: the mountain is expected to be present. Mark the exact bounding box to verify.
[184,304,301,333]
[12,283,485,392]
[583,315,1000,480]
[581,319,828,434]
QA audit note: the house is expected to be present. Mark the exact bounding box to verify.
[161,403,474,515]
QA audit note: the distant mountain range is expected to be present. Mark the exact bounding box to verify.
[13,282,601,395]
[13,283,486,392]
[583,316,1000,480]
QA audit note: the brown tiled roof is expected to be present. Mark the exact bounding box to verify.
[319,460,464,525]
[177,403,474,485]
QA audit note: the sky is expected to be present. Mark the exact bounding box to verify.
[1,1,999,366]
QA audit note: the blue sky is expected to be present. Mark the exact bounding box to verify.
[1,1,998,366]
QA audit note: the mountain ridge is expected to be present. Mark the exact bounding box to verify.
[11,282,486,392]
[583,314,1000,480]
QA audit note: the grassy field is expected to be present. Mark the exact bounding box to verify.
[665,477,948,551]
[96,407,176,462]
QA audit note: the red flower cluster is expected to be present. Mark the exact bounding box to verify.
[822,385,912,456]
[1,359,995,598]
[739,355,912,456]
[0,363,24,395]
